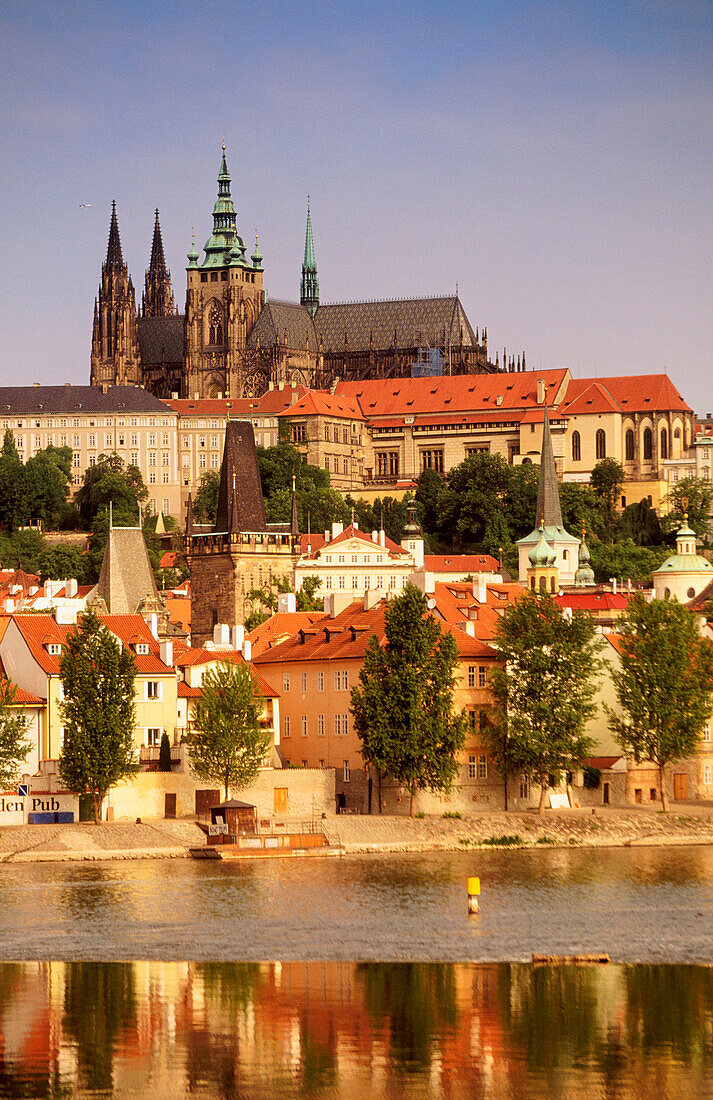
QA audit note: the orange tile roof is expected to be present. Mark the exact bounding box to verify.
[277,391,365,421]
[557,381,623,416]
[562,374,691,414]
[247,612,327,656]
[554,593,631,611]
[164,387,310,420]
[298,533,326,554]
[424,554,500,573]
[175,648,279,698]
[336,369,570,417]
[177,682,202,698]
[160,551,179,568]
[11,613,174,675]
[164,596,191,633]
[304,522,405,558]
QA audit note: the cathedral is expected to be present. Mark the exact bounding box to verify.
[91,145,510,401]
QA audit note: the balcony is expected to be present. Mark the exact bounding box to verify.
[139,743,185,768]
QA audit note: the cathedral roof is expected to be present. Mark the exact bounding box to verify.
[246,299,318,351]
[137,315,185,366]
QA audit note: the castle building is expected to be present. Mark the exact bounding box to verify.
[91,146,500,401]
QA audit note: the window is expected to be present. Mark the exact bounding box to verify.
[339,576,345,589]
[478,666,487,688]
[478,755,488,779]
[149,452,156,466]
[301,714,308,737]
[317,671,324,692]
[208,302,223,344]
[352,577,358,590]
[199,454,206,468]
[146,681,161,700]
[334,670,348,691]
[211,436,218,449]
[300,671,307,692]
[131,452,139,466]
[319,759,325,769]
[48,643,62,656]
[334,714,349,736]
[72,452,80,467]
[136,643,149,655]
[469,755,478,779]
[519,774,530,800]
[595,429,606,460]
[146,728,161,747]
[131,433,138,447]
[283,672,290,692]
[660,428,668,460]
[162,473,169,484]
[376,451,399,477]
[468,666,476,688]
[162,498,170,513]
[149,433,156,446]
[211,453,219,468]
[283,715,291,738]
[643,427,653,461]
[420,449,444,473]
[703,724,711,743]
[88,454,96,466]
[343,760,350,782]
[162,451,169,466]
[88,434,96,448]
[468,711,478,732]
[705,765,712,786]
[318,714,325,737]
[625,429,635,462]
[571,430,581,462]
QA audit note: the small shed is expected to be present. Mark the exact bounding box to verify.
[211,800,257,836]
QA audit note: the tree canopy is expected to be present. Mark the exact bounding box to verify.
[0,680,32,788]
[662,476,713,541]
[607,593,713,811]
[58,608,139,823]
[193,469,220,525]
[350,584,466,814]
[75,453,148,528]
[189,660,271,799]
[0,431,72,531]
[489,591,601,813]
[590,459,625,543]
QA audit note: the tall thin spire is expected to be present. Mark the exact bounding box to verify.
[300,196,319,317]
[106,200,124,269]
[142,209,175,317]
[149,209,167,277]
[535,404,564,530]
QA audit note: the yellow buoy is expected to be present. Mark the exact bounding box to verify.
[467,877,480,914]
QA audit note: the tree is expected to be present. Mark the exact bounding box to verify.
[437,453,512,548]
[588,538,670,587]
[617,497,662,546]
[662,476,713,541]
[415,468,444,536]
[193,469,220,525]
[75,453,148,528]
[607,594,713,811]
[189,661,271,799]
[0,681,32,787]
[490,592,601,813]
[158,731,172,772]
[351,584,466,814]
[590,459,625,543]
[58,609,139,823]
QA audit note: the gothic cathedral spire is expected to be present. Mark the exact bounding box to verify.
[142,209,175,317]
[300,197,319,318]
[90,201,140,388]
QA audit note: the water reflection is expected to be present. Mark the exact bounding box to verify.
[0,961,712,1097]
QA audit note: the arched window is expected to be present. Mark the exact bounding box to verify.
[660,428,668,460]
[625,429,635,462]
[572,430,581,462]
[596,429,606,460]
[539,576,547,592]
[550,576,556,593]
[643,428,653,461]
[674,428,681,440]
[208,303,223,345]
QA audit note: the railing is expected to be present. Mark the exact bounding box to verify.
[139,744,183,764]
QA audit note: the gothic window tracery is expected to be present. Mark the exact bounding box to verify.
[207,302,223,345]
[643,427,653,461]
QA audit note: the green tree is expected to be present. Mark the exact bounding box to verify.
[503,463,540,540]
[0,681,32,787]
[75,453,148,528]
[158,731,172,772]
[23,445,73,527]
[415,468,444,536]
[559,482,604,542]
[58,609,139,823]
[0,430,23,530]
[437,453,512,548]
[193,469,220,525]
[617,497,662,546]
[189,660,271,799]
[607,594,713,811]
[662,476,713,541]
[590,459,625,543]
[351,584,466,814]
[588,539,670,587]
[491,592,601,813]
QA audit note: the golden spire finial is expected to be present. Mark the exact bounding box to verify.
[222,133,226,151]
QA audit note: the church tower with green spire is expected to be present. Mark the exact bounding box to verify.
[90,201,141,388]
[184,141,265,399]
[300,198,319,318]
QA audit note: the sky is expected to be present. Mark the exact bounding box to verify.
[1,1,712,412]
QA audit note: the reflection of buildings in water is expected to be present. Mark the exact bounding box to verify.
[0,960,708,1096]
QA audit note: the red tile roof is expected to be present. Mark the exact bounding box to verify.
[247,612,327,656]
[554,593,631,612]
[303,522,405,559]
[175,648,279,698]
[164,387,310,419]
[298,533,326,554]
[177,682,202,698]
[277,391,365,421]
[160,551,179,568]
[561,374,691,415]
[11,613,174,675]
[336,370,570,417]
[424,554,500,574]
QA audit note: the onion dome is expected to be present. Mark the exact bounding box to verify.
[187,229,198,269]
[574,533,595,586]
[251,232,263,270]
[529,527,554,567]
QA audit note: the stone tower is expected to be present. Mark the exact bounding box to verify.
[90,202,141,387]
[183,143,265,399]
[186,420,300,643]
[300,198,319,318]
[141,209,175,318]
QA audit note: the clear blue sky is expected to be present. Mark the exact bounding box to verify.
[1,1,712,411]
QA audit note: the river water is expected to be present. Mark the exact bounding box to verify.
[1,846,713,1097]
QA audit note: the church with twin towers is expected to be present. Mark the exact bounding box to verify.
[90,144,516,401]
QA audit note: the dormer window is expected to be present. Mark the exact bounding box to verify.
[136,643,150,655]
[48,643,62,655]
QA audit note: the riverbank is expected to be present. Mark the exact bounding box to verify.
[2,805,713,862]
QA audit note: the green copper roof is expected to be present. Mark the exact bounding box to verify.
[198,145,251,271]
[574,535,595,586]
[300,198,319,317]
[654,553,713,575]
[303,199,316,270]
[529,529,555,567]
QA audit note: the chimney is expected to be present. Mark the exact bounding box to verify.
[331,521,344,539]
[536,378,545,405]
[410,570,436,595]
[55,605,77,625]
[473,574,487,603]
[160,640,173,667]
[242,639,252,661]
[371,530,378,542]
[324,529,330,543]
[462,621,476,637]
[66,578,78,598]
[3,599,14,613]
[363,590,382,611]
[379,530,386,547]
[28,586,38,596]
[277,592,297,614]
[278,380,285,391]
[610,577,618,594]
[231,624,245,650]
[325,592,353,618]
[171,391,179,399]
[147,613,159,639]
[213,623,230,647]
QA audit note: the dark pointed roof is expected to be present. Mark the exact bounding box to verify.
[95,527,161,614]
[136,315,185,365]
[214,421,268,533]
[106,200,124,269]
[149,209,167,278]
[535,404,563,529]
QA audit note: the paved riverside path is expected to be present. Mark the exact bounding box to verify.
[2,806,713,861]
